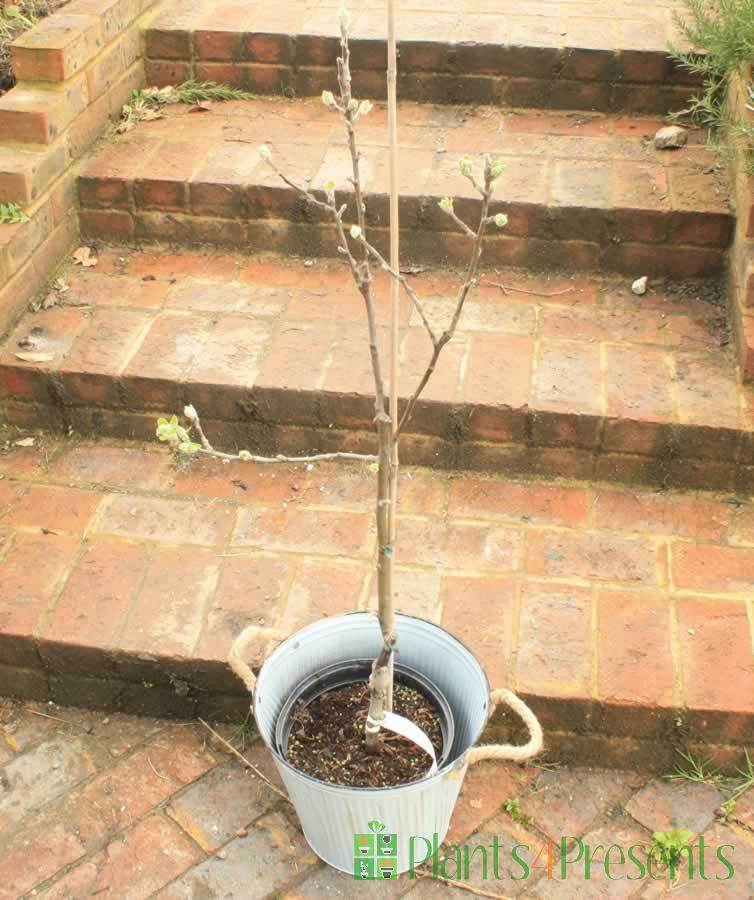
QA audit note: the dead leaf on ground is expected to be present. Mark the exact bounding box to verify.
[53,279,69,294]
[73,246,98,267]
[189,102,212,113]
[14,437,35,448]
[41,293,58,310]
[15,352,54,363]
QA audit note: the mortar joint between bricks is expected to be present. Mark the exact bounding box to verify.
[666,593,686,709]
[507,576,523,691]
[33,534,91,642]
[588,583,599,699]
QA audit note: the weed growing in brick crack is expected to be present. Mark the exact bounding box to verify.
[118,81,258,132]
[668,748,726,787]
[670,0,754,166]
[728,749,754,803]
[232,712,256,751]
[156,8,510,756]
[0,202,29,225]
[719,797,737,820]
[649,828,695,869]
[502,797,531,826]
[668,748,754,813]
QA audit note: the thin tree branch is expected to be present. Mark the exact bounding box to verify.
[460,162,487,197]
[335,23,387,421]
[394,161,495,438]
[443,206,476,238]
[180,405,376,464]
[198,448,377,464]
[260,150,387,415]
[357,237,438,345]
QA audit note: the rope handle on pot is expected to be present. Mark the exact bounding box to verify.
[228,625,285,697]
[466,688,543,766]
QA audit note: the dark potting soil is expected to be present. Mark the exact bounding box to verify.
[285,680,444,788]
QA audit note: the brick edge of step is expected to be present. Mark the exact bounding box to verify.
[143,29,701,117]
[2,394,754,495]
[77,212,731,281]
[1,647,752,773]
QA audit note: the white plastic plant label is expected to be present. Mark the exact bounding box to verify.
[368,712,438,777]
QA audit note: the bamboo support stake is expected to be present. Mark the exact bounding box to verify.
[386,0,400,715]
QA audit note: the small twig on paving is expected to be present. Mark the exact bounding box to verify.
[198,718,291,805]
[415,871,512,899]
[147,756,169,781]
[23,707,88,730]
[487,281,574,298]
[530,760,561,772]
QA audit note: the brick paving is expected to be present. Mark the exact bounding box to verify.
[0,431,752,757]
[0,700,753,898]
[75,101,731,278]
[2,249,751,494]
[144,0,696,115]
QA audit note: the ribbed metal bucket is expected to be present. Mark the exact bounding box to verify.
[253,612,490,875]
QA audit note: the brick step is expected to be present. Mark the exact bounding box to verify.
[77,100,733,279]
[145,0,699,116]
[0,433,752,762]
[1,247,752,494]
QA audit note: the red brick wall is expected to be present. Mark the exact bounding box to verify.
[0,0,164,333]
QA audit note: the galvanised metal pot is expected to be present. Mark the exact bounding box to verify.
[229,612,542,876]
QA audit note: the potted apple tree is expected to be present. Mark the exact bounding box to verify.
[156,8,543,875]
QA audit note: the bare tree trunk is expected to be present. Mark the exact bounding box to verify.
[365,0,400,749]
[365,414,396,750]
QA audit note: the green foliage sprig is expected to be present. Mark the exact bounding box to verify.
[119,80,258,131]
[649,828,694,868]
[155,415,201,456]
[0,202,29,225]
